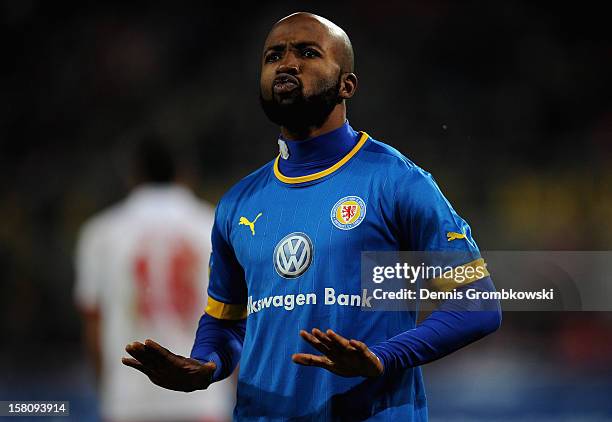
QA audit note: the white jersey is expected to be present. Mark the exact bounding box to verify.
[74,184,234,422]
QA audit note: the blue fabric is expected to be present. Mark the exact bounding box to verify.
[190,313,246,382]
[369,277,501,373]
[277,120,359,177]
[203,125,498,421]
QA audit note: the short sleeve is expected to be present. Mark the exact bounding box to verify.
[205,202,248,320]
[396,168,489,291]
[74,219,104,311]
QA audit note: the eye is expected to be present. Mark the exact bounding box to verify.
[302,48,320,58]
[265,52,281,63]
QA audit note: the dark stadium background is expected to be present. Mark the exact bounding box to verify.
[1,1,611,420]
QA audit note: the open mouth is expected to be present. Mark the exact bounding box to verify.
[273,74,300,94]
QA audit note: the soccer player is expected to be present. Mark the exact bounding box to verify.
[75,137,234,422]
[122,13,501,420]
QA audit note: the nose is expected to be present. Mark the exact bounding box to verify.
[276,52,300,75]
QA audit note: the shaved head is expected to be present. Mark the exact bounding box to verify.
[268,12,354,73]
[260,12,358,138]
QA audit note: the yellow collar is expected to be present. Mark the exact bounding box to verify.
[273,132,369,184]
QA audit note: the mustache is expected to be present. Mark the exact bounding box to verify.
[259,73,343,132]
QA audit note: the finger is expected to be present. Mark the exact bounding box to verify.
[300,330,331,355]
[144,339,189,369]
[121,357,143,369]
[125,341,146,359]
[349,339,370,355]
[311,328,337,351]
[291,353,334,370]
[125,341,145,354]
[144,339,175,362]
[312,329,347,359]
[125,342,164,368]
[327,329,356,352]
[200,360,217,372]
[121,357,153,376]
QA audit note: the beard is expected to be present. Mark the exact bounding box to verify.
[259,73,343,134]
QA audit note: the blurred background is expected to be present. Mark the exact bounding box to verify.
[1,0,611,420]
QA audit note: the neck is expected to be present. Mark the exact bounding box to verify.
[276,120,360,179]
[280,103,346,140]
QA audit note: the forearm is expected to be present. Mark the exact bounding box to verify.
[369,277,501,373]
[190,313,246,382]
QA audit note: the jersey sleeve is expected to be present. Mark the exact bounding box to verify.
[205,200,248,320]
[396,167,489,290]
[73,219,104,312]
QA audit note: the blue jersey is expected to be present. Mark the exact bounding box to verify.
[206,130,482,421]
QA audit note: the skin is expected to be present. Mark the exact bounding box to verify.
[260,12,358,140]
[291,328,383,377]
[122,13,382,391]
[123,339,217,392]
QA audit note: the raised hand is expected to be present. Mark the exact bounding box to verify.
[292,328,384,378]
[122,339,216,392]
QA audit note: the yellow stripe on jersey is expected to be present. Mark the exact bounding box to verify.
[430,258,490,292]
[206,296,247,320]
[273,132,369,184]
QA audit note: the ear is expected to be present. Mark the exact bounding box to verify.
[339,73,358,99]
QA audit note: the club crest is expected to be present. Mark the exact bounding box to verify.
[331,196,366,230]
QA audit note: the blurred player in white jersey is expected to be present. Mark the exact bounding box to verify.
[74,137,234,422]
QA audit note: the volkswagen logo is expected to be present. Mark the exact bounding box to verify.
[273,232,313,279]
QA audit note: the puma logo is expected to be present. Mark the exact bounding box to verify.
[239,213,263,236]
[446,231,466,242]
